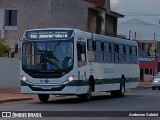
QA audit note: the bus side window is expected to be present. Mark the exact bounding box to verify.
[131,46,138,64]
[104,42,111,63]
[114,44,119,63]
[114,44,119,53]
[87,40,95,51]
[119,44,124,63]
[87,40,95,62]
[109,43,112,52]
[123,45,126,54]
[125,45,131,63]
[77,42,87,67]
[95,40,103,63]
[129,46,132,54]
[110,43,114,63]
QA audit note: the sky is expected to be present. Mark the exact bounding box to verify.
[110,0,160,26]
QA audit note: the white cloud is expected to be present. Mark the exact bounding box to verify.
[110,0,119,6]
[111,0,160,26]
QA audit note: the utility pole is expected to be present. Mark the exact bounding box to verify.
[129,30,131,40]
[134,32,136,40]
[154,33,156,40]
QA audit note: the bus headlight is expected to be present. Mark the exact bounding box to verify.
[21,75,27,81]
[154,80,158,83]
[69,75,75,81]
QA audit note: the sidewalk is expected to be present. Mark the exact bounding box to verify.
[0,82,152,104]
[138,81,152,88]
[0,87,34,104]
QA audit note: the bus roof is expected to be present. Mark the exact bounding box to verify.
[25,28,76,32]
[24,28,138,46]
[94,34,138,46]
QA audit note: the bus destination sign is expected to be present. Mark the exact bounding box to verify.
[25,30,73,40]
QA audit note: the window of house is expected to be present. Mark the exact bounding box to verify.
[5,10,18,26]
[145,68,149,74]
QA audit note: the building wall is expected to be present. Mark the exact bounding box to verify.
[138,40,157,82]
[0,0,93,43]
[49,0,93,30]
[0,0,122,57]
[0,0,48,48]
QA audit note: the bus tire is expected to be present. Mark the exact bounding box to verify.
[79,83,92,102]
[38,94,49,102]
[111,77,125,97]
[152,86,155,90]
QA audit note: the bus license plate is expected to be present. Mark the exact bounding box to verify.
[41,86,52,89]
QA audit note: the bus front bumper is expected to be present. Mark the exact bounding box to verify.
[21,80,88,95]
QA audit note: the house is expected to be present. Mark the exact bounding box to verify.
[137,40,157,82]
[0,0,124,57]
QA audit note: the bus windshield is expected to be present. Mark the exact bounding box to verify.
[22,41,73,72]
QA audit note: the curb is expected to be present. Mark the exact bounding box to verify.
[0,97,33,104]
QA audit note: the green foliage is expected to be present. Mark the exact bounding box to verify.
[0,39,11,57]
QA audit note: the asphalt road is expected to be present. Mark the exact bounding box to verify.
[0,87,160,120]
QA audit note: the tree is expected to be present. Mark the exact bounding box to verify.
[0,39,11,57]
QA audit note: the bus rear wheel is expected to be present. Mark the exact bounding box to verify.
[38,94,49,102]
[110,77,125,97]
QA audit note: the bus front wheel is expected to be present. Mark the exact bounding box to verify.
[38,94,49,102]
[78,84,92,102]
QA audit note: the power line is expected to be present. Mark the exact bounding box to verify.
[119,12,160,16]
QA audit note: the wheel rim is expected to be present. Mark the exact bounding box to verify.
[121,83,125,94]
[88,86,92,98]
[86,85,92,100]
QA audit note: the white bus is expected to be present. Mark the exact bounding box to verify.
[18,28,139,102]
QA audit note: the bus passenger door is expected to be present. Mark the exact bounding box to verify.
[77,41,88,81]
[87,39,95,76]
